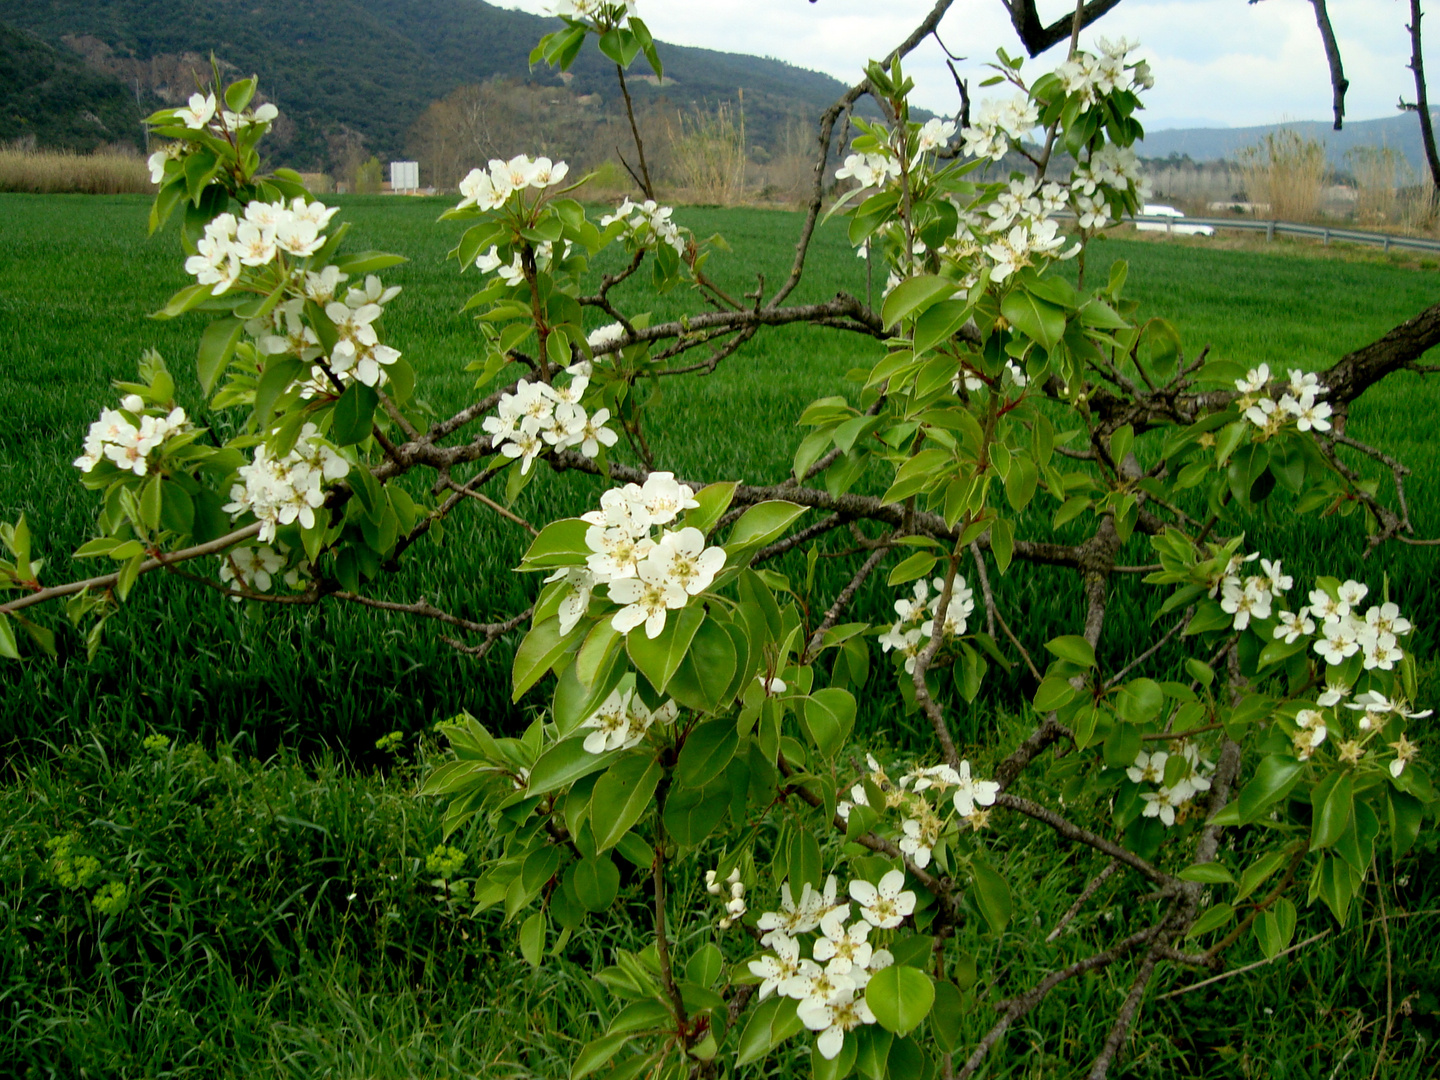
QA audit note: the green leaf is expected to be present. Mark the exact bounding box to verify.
[1044,635,1096,668]
[252,356,304,428]
[667,616,738,713]
[971,860,1011,935]
[332,380,379,446]
[572,855,621,913]
[333,251,408,275]
[929,981,965,1054]
[512,615,584,701]
[725,501,808,558]
[912,299,971,354]
[570,1031,631,1080]
[682,482,738,536]
[882,274,957,330]
[626,605,704,693]
[520,518,591,570]
[662,781,730,847]
[1236,849,1289,902]
[197,317,244,397]
[590,755,663,852]
[802,688,856,758]
[1238,755,1304,824]
[1311,772,1353,851]
[735,996,803,1066]
[526,737,613,798]
[677,718,739,788]
[1186,902,1235,939]
[1178,863,1235,885]
[0,614,20,661]
[1001,290,1066,351]
[887,551,938,587]
[520,911,545,967]
[1032,676,1075,713]
[864,965,935,1036]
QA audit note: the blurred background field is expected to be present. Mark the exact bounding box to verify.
[0,194,1437,1077]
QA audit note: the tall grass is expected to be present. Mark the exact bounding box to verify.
[1348,145,1404,227]
[1236,130,1328,222]
[0,149,153,195]
[667,102,748,204]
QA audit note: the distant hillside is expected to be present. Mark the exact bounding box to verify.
[0,0,861,171]
[1139,112,1440,174]
[0,22,143,152]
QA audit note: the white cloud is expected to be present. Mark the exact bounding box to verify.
[501,0,1439,129]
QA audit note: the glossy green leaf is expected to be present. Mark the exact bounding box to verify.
[864,965,935,1036]
[590,755,663,852]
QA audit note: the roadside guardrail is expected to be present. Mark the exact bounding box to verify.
[1120,213,1440,255]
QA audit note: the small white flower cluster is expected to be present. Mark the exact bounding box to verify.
[577,683,678,754]
[879,576,976,673]
[1053,37,1154,113]
[915,117,958,154]
[222,424,350,542]
[170,92,279,135]
[455,155,571,213]
[185,198,339,296]
[1127,745,1214,827]
[73,396,190,476]
[601,199,686,256]
[985,176,1069,233]
[1302,581,1412,670]
[474,238,573,284]
[960,94,1039,162]
[549,0,636,22]
[954,359,1029,396]
[585,322,628,355]
[546,474,721,639]
[1332,687,1428,776]
[835,151,902,189]
[217,543,305,599]
[255,274,403,390]
[1213,552,1292,631]
[705,868,747,929]
[836,755,999,869]
[749,873,913,1060]
[983,218,1079,282]
[1235,364,1333,434]
[483,376,617,475]
[1070,144,1151,231]
[147,141,187,184]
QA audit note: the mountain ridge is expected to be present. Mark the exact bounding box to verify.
[0,0,863,170]
[1139,111,1440,174]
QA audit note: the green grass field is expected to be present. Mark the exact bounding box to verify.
[1,194,1438,1077]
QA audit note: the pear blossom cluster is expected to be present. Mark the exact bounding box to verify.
[601,199,686,256]
[1053,37,1155,112]
[73,397,191,477]
[455,155,571,213]
[1210,551,1293,632]
[1235,364,1333,435]
[217,543,302,598]
[1126,744,1215,827]
[549,0,636,23]
[474,238,573,284]
[577,682,678,754]
[549,474,722,639]
[954,358,1030,396]
[483,376,617,475]
[835,152,901,189]
[1299,580,1413,670]
[222,424,350,542]
[879,576,976,673]
[960,94,1040,162]
[747,872,915,1059]
[836,755,1000,868]
[705,868,748,929]
[1271,684,1429,774]
[1070,144,1151,231]
[168,91,279,136]
[185,198,339,296]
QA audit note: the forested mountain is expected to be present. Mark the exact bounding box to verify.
[0,0,860,170]
[0,22,144,152]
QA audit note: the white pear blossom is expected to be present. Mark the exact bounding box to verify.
[951,760,1000,817]
[748,932,803,1000]
[222,425,349,542]
[848,869,915,930]
[178,92,217,129]
[579,686,632,754]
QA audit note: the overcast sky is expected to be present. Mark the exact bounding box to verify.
[499,0,1434,130]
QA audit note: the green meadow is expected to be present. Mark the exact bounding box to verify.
[0,193,1437,1077]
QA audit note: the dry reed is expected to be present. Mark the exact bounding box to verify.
[1236,130,1328,222]
[666,101,747,205]
[0,149,153,195]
